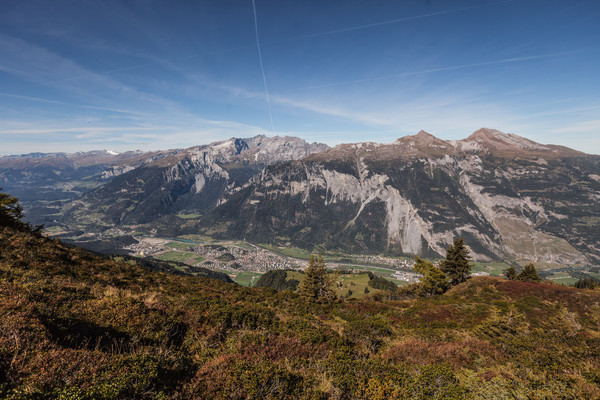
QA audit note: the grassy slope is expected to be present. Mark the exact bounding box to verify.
[2,226,600,399]
[232,271,263,286]
[285,270,390,300]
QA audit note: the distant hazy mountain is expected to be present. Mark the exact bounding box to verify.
[202,129,600,264]
[61,136,328,229]
[0,149,179,226]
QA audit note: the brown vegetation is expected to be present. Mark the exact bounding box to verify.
[1,223,600,398]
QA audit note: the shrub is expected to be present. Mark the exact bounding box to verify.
[575,277,598,289]
[409,364,465,399]
[517,263,541,282]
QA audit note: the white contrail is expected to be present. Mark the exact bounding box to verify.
[51,0,515,86]
[290,50,585,92]
[251,0,274,131]
[53,45,255,83]
[266,0,517,45]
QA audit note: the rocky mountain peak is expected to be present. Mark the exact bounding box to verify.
[465,128,547,150]
[460,128,584,158]
[414,130,436,140]
[153,135,329,167]
[390,130,454,159]
[466,127,506,141]
[394,130,437,143]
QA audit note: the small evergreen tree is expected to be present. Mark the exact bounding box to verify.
[0,189,24,228]
[575,277,598,289]
[440,237,472,286]
[413,256,449,297]
[516,263,541,282]
[0,189,38,233]
[299,254,336,303]
[505,266,517,280]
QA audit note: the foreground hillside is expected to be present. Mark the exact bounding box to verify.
[2,225,600,399]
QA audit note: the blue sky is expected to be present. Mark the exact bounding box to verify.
[1,0,599,155]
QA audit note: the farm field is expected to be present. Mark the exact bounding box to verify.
[155,251,204,264]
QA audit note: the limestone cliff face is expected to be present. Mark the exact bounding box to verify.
[208,129,600,264]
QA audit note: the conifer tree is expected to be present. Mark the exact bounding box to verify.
[0,189,24,228]
[505,266,517,280]
[0,189,39,233]
[413,256,449,297]
[440,237,472,286]
[299,254,336,303]
[575,277,598,289]
[517,263,541,282]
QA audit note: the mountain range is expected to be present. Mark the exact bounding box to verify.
[2,129,599,265]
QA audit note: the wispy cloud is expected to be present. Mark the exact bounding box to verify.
[0,34,191,114]
[0,93,66,105]
[264,0,517,45]
[544,119,600,135]
[0,126,154,136]
[287,50,586,92]
[0,110,275,154]
[514,104,600,119]
[53,45,256,84]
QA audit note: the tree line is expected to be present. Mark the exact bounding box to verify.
[299,237,545,303]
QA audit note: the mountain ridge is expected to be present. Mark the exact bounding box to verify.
[202,129,600,264]
[2,129,599,265]
[61,135,328,227]
[308,128,589,162]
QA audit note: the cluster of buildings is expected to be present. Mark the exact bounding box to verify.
[124,238,459,284]
[353,254,414,269]
[193,244,304,272]
[124,237,170,256]
[391,270,421,283]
